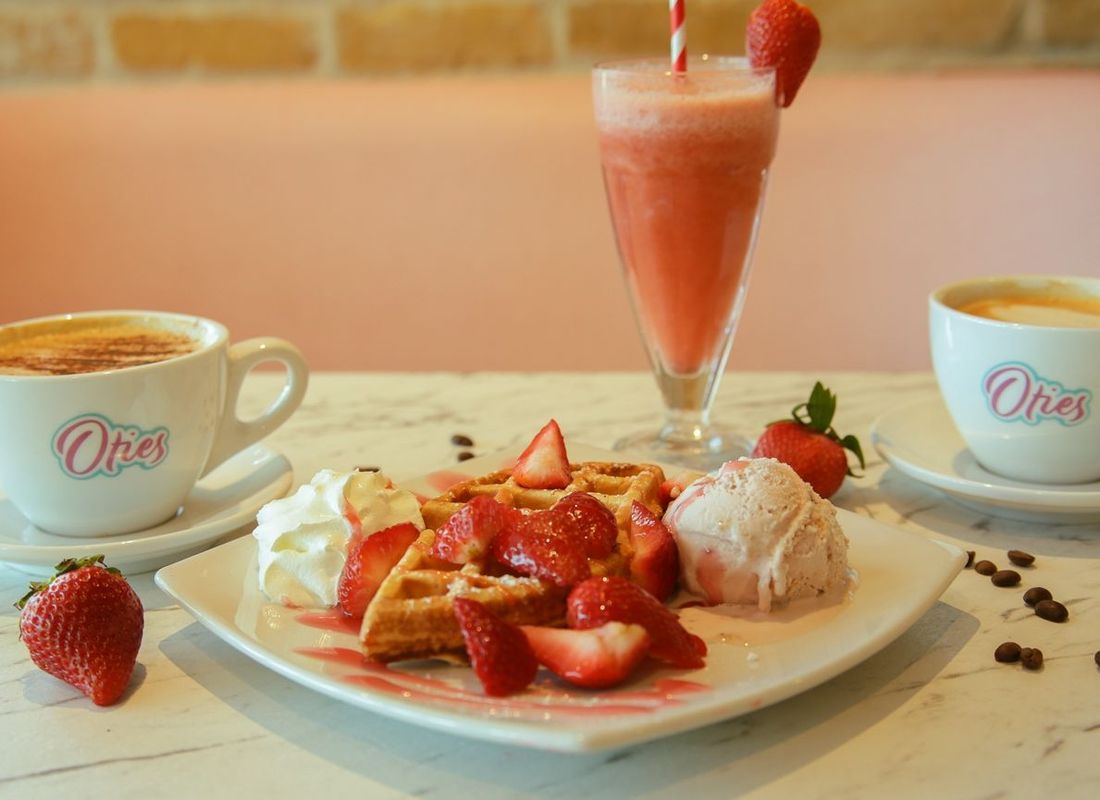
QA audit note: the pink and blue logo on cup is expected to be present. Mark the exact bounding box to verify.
[51,413,170,479]
[982,362,1091,426]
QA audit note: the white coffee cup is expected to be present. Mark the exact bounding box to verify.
[929,276,1100,484]
[0,310,309,536]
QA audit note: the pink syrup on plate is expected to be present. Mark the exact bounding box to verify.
[294,645,708,719]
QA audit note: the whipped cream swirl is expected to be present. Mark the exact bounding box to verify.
[253,469,423,608]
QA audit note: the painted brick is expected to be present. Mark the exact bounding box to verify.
[569,0,757,59]
[812,0,1021,50]
[1042,0,1100,47]
[0,11,93,78]
[337,3,553,73]
[112,13,317,73]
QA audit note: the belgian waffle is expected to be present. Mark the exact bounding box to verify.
[359,461,666,662]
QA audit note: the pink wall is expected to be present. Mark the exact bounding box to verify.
[2,71,1098,371]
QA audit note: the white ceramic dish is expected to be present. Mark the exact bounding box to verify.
[156,445,965,753]
[0,444,293,574]
[871,398,1100,524]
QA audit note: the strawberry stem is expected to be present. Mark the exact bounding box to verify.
[13,554,115,610]
[790,381,865,475]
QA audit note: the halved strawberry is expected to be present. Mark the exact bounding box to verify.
[512,419,572,489]
[522,622,650,689]
[337,522,420,618]
[429,495,512,564]
[491,511,591,588]
[746,0,821,108]
[551,492,617,558]
[453,597,538,696]
[628,501,679,602]
[567,576,705,669]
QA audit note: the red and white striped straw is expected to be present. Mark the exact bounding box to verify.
[669,0,687,73]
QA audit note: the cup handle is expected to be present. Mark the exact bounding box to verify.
[200,337,309,478]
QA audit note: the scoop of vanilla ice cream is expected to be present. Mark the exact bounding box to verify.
[664,458,848,611]
[253,469,423,608]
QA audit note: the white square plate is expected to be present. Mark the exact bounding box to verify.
[155,445,965,753]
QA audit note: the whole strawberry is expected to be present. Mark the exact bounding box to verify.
[746,0,821,108]
[17,555,143,706]
[751,382,864,498]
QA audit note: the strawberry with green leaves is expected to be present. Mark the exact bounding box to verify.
[17,555,144,706]
[751,381,865,498]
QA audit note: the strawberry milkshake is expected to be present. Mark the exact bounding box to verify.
[594,57,779,463]
[595,59,779,379]
[593,0,820,468]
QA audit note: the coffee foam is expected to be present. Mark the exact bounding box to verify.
[0,315,205,376]
[955,295,1100,329]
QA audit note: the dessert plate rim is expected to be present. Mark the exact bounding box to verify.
[155,444,965,752]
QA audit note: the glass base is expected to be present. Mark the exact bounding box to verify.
[612,425,752,471]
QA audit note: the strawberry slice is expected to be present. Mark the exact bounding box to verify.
[746,0,821,108]
[453,597,538,696]
[491,511,591,588]
[522,622,650,689]
[567,576,705,669]
[337,522,420,618]
[551,492,617,558]
[429,495,513,564]
[628,501,679,602]
[658,479,685,506]
[512,419,572,489]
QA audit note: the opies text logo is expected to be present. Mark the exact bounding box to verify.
[52,414,169,479]
[982,362,1091,426]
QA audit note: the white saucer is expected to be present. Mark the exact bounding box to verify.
[871,398,1100,523]
[0,444,293,575]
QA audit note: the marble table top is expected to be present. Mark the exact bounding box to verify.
[1,371,1097,799]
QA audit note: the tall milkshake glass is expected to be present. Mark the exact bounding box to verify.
[593,56,779,468]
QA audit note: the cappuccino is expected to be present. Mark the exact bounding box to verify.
[956,294,1100,328]
[931,275,1100,484]
[0,317,200,376]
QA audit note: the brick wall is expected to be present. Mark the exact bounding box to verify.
[1,0,1097,84]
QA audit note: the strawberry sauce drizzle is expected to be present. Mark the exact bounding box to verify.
[295,611,362,636]
[343,675,653,716]
[343,500,362,538]
[293,646,709,718]
[426,470,472,492]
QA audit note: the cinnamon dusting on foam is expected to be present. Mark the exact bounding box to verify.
[0,317,199,376]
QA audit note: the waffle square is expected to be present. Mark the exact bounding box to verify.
[359,461,666,662]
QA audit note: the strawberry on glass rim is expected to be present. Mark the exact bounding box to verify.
[746,0,822,107]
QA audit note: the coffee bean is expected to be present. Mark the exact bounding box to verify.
[994,641,1021,663]
[974,560,997,576]
[965,550,975,568]
[356,465,380,472]
[1007,550,1035,567]
[1023,587,1052,607]
[991,570,1021,587]
[1094,651,1100,668]
[451,434,474,447]
[1020,647,1044,670]
[1035,599,1069,623]
[457,451,475,462]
